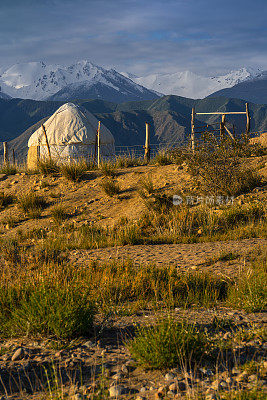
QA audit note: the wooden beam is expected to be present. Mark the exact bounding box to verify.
[195,112,246,115]
[97,121,101,167]
[144,122,150,163]
[3,142,8,164]
[41,124,51,159]
[191,107,195,153]
[245,103,250,137]
[224,125,235,141]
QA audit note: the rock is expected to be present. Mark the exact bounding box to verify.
[139,387,146,393]
[231,367,241,375]
[165,372,175,381]
[112,372,123,380]
[235,371,248,382]
[121,364,129,375]
[11,347,24,361]
[248,374,258,382]
[109,385,124,397]
[0,174,7,182]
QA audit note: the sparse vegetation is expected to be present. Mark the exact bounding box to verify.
[100,160,117,177]
[100,177,120,196]
[51,203,69,224]
[152,149,172,165]
[0,191,14,209]
[115,154,143,168]
[60,160,89,181]
[36,158,60,175]
[0,163,18,175]
[17,191,47,218]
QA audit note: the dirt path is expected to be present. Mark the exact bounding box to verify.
[70,238,266,276]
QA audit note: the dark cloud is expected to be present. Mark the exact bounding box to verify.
[0,0,266,75]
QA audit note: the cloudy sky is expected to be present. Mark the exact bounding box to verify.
[0,0,266,76]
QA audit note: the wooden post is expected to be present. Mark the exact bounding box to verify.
[144,122,150,163]
[97,121,101,167]
[220,114,226,141]
[245,103,250,137]
[42,124,51,159]
[191,108,195,153]
[3,142,8,164]
[12,149,15,165]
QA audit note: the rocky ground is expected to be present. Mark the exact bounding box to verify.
[0,306,266,399]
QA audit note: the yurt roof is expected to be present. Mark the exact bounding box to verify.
[28,103,114,147]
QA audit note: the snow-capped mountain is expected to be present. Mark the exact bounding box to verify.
[0,60,160,102]
[121,67,262,99]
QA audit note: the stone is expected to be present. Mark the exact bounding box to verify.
[11,347,24,361]
[139,387,146,393]
[109,385,124,397]
[235,371,248,382]
[112,372,123,380]
[165,372,175,381]
[121,364,129,374]
[248,374,258,382]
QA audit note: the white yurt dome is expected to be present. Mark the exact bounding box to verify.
[27,103,115,167]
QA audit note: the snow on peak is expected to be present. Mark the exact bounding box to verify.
[128,67,263,99]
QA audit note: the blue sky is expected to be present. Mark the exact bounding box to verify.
[0,0,266,75]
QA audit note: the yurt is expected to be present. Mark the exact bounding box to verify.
[27,103,115,168]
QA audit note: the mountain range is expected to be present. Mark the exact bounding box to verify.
[0,61,159,103]
[0,61,266,104]
[1,95,267,162]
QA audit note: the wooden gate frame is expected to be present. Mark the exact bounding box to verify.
[191,102,250,152]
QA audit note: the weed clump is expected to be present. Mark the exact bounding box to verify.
[37,159,60,175]
[18,191,47,218]
[100,161,117,177]
[0,191,14,209]
[60,160,88,181]
[0,163,18,175]
[51,203,69,224]
[128,318,208,369]
[100,178,120,196]
[0,284,94,339]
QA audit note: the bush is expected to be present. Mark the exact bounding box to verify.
[18,191,47,218]
[128,318,208,369]
[0,284,94,338]
[100,178,120,196]
[186,136,262,196]
[37,159,60,175]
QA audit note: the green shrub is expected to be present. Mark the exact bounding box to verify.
[100,178,120,196]
[1,284,94,338]
[18,191,47,218]
[128,318,208,369]
[186,136,262,196]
